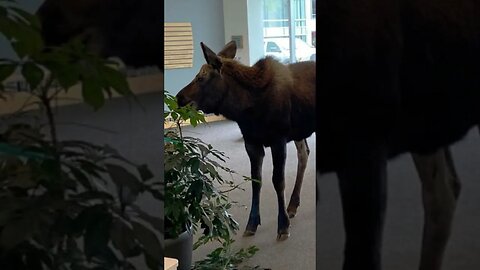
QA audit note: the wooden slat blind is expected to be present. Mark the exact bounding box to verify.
[164,22,193,69]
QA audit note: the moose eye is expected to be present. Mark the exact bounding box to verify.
[197,77,204,82]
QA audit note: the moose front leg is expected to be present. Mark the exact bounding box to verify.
[271,139,290,241]
[287,139,310,218]
[337,144,388,270]
[412,147,460,270]
[243,142,265,237]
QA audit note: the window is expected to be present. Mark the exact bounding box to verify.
[311,0,316,19]
[266,42,281,53]
[262,0,316,62]
[164,22,193,69]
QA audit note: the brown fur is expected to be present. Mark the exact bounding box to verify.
[37,0,163,68]
[177,47,315,145]
[220,57,277,89]
[177,41,316,240]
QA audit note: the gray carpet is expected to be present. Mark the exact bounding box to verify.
[50,97,480,270]
[317,128,480,270]
[182,120,316,270]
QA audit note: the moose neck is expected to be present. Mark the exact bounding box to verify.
[220,58,274,89]
[214,74,256,122]
[212,58,274,122]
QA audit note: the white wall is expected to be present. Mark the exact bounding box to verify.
[223,0,249,64]
[247,0,265,64]
[223,0,264,65]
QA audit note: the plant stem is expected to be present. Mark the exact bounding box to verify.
[44,96,58,146]
[41,77,58,148]
[38,75,64,195]
[176,120,184,142]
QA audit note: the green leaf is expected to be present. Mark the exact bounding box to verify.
[131,220,162,269]
[21,62,44,90]
[110,217,141,258]
[191,158,200,173]
[82,78,105,110]
[0,16,16,39]
[75,159,106,180]
[84,209,112,259]
[10,7,41,30]
[8,164,37,188]
[67,166,93,190]
[99,65,131,96]
[0,63,16,82]
[24,243,54,269]
[145,253,160,270]
[106,163,143,204]
[41,58,80,91]
[0,216,35,250]
[70,191,114,202]
[8,21,43,58]
[137,164,154,181]
[0,6,6,17]
[130,204,163,233]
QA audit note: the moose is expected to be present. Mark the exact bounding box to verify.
[176,41,316,240]
[35,0,474,268]
[36,0,162,68]
[319,0,480,269]
[176,39,467,269]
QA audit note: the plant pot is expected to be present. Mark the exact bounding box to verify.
[165,230,193,270]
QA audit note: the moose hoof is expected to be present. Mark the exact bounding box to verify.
[276,231,290,241]
[243,230,256,237]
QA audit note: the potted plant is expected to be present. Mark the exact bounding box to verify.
[164,91,248,270]
[0,3,163,269]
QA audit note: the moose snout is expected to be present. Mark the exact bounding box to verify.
[176,93,190,107]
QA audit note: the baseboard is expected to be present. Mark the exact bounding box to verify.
[0,72,163,116]
[164,114,226,129]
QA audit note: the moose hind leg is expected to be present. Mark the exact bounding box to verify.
[287,139,309,218]
[243,142,265,237]
[271,139,290,241]
[412,147,460,270]
[445,147,461,199]
[337,144,387,270]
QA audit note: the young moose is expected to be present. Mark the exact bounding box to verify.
[176,41,316,240]
[319,0,480,269]
[176,41,464,269]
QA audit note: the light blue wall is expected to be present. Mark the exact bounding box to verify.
[164,0,225,95]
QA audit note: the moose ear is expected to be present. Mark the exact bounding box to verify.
[201,42,222,69]
[217,40,237,59]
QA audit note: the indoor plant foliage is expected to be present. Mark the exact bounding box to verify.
[164,91,266,269]
[0,2,163,270]
[164,91,240,248]
[192,239,262,270]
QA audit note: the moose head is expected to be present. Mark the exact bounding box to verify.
[37,0,163,68]
[176,41,237,114]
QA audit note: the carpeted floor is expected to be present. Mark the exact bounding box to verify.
[182,120,316,270]
[185,120,480,270]
[317,128,480,270]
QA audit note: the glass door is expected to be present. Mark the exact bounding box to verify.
[263,0,316,63]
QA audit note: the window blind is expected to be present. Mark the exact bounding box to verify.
[164,22,193,69]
